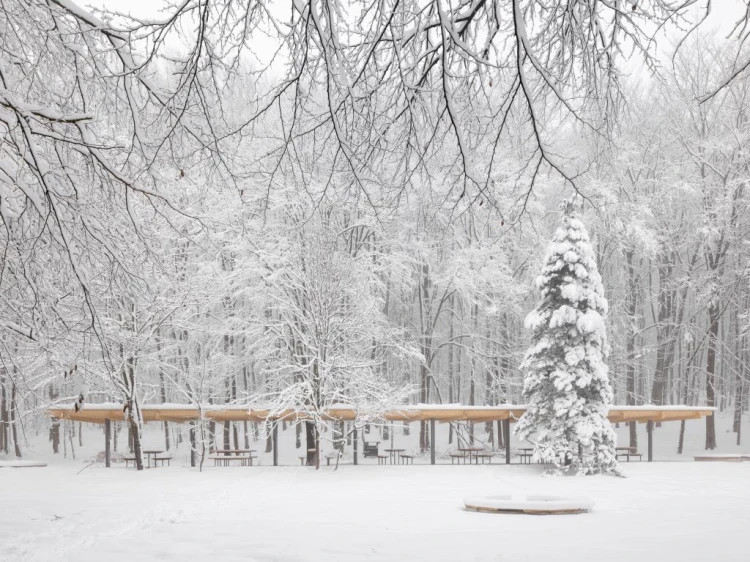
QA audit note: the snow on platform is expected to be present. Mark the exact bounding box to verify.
[694,454,750,462]
[2,463,749,562]
[464,494,594,514]
[0,460,48,468]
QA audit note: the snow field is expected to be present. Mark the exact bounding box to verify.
[2,462,749,562]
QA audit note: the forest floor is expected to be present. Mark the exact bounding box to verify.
[2,460,749,562]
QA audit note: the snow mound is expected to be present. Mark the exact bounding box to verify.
[0,460,48,468]
[694,454,750,462]
[464,494,594,515]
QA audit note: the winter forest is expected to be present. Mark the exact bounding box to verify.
[1,1,750,558]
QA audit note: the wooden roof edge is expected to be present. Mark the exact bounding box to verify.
[48,403,715,423]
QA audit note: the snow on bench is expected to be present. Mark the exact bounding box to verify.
[464,494,594,515]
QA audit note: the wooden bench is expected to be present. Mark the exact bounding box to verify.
[325,454,340,466]
[449,453,467,465]
[616,447,643,462]
[210,455,255,467]
[153,456,173,467]
[616,451,642,462]
[377,454,389,465]
[297,454,337,466]
[399,454,414,465]
[123,456,136,468]
[476,453,494,464]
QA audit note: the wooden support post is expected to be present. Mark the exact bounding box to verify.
[430,419,436,465]
[353,425,358,466]
[504,419,511,464]
[272,423,279,467]
[189,421,196,468]
[105,418,111,468]
[647,420,654,462]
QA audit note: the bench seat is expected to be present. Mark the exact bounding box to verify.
[449,453,467,465]
[616,452,643,462]
[399,454,414,465]
[153,456,173,467]
[209,455,256,467]
[475,453,494,464]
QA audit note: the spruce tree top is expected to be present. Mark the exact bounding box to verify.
[524,203,609,371]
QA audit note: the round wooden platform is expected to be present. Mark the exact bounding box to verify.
[694,454,750,462]
[464,495,594,515]
[0,460,48,468]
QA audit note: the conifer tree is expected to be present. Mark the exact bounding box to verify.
[515,201,621,475]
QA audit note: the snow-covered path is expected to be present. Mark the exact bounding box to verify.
[2,463,748,562]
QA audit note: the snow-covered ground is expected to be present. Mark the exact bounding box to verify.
[2,413,749,561]
[2,462,749,562]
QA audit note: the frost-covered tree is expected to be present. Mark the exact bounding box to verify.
[515,201,620,475]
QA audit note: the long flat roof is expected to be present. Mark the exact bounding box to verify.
[48,404,715,424]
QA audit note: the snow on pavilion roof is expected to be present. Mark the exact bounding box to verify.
[47,403,715,424]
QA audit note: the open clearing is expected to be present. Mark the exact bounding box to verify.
[2,462,749,562]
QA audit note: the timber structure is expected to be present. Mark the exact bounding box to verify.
[47,404,715,467]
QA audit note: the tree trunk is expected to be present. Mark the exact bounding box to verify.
[305,421,318,466]
[265,421,273,453]
[49,385,60,454]
[0,381,7,454]
[157,331,170,451]
[10,385,22,457]
[705,301,720,450]
[124,356,145,470]
[625,249,638,449]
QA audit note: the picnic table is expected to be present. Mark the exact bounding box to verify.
[517,447,534,464]
[458,447,485,464]
[210,448,258,467]
[616,446,642,462]
[143,449,164,468]
[384,448,405,465]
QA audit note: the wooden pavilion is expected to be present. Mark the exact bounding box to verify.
[48,404,715,467]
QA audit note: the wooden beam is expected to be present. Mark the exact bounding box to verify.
[48,405,716,425]
[189,421,196,468]
[504,419,511,464]
[104,419,111,468]
[272,423,279,467]
[430,419,436,465]
[353,425,358,466]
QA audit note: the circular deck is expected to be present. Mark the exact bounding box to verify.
[464,494,594,515]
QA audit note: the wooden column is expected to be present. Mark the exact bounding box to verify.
[189,421,196,467]
[430,419,436,465]
[503,419,511,464]
[647,420,654,462]
[272,423,279,467]
[105,418,111,468]
[353,425,358,466]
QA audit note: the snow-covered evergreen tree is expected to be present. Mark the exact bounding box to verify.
[515,201,621,476]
